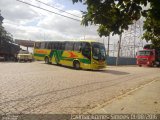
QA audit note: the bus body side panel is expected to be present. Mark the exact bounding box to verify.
[34,49,51,61]
[51,50,92,69]
[61,51,91,69]
[51,50,63,64]
[90,58,106,70]
[59,50,73,66]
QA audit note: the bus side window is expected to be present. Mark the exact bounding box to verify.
[65,42,74,51]
[51,42,55,49]
[54,42,59,50]
[45,42,48,49]
[57,42,61,50]
[59,42,65,50]
[58,42,61,50]
[35,42,41,49]
[74,42,81,52]
[82,42,91,59]
[61,42,65,50]
[40,42,45,49]
[47,42,52,49]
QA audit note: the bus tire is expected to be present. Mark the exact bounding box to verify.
[45,57,49,64]
[73,61,80,70]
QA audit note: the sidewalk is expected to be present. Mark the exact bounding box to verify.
[91,79,160,113]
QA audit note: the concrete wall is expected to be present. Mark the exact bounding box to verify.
[106,56,136,65]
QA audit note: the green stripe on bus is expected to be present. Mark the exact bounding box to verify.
[61,57,74,61]
[79,59,91,64]
[34,53,46,57]
[51,50,91,64]
[62,57,91,64]
[34,53,91,64]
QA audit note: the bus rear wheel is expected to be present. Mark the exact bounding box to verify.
[45,57,49,64]
[73,61,80,70]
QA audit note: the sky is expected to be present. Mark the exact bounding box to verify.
[0,0,101,41]
[0,0,146,56]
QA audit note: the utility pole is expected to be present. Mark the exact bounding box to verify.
[107,35,110,56]
[103,37,105,44]
[134,21,136,57]
[116,34,122,66]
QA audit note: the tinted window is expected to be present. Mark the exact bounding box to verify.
[92,43,106,60]
[51,42,54,49]
[65,42,74,50]
[35,42,41,49]
[82,42,91,59]
[53,42,59,49]
[74,42,82,52]
[40,42,45,49]
[138,51,152,56]
[59,42,65,50]
[47,42,52,49]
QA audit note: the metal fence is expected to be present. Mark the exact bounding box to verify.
[106,56,136,65]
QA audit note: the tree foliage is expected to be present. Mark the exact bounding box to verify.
[0,17,13,43]
[142,1,160,47]
[73,0,160,47]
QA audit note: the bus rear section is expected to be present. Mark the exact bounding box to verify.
[33,41,106,70]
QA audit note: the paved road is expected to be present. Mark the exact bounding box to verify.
[0,62,160,114]
[93,79,160,114]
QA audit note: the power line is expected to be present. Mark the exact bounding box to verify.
[34,0,81,18]
[16,0,81,22]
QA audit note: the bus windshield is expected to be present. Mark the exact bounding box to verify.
[92,42,106,61]
[138,50,153,56]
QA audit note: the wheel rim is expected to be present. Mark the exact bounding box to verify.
[45,58,49,63]
[75,62,80,69]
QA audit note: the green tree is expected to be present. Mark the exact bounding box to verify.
[72,0,160,46]
[0,14,13,43]
[142,1,160,48]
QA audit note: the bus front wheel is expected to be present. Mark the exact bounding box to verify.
[73,61,80,70]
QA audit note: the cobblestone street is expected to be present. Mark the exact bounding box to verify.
[0,62,160,114]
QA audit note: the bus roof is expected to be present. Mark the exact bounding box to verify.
[34,40,97,43]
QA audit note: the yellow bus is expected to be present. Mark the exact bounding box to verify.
[33,40,106,70]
